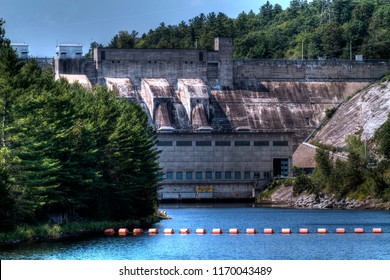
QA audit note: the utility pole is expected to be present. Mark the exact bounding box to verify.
[302,40,304,60]
[349,41,352,61]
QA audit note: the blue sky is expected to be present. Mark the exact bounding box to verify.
[2,0,292,57]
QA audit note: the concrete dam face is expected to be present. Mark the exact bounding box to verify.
[53,37,390,201]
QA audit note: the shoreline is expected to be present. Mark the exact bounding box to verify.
[2,198,388,247]
[258,185,390,211]
[0,215,163,247]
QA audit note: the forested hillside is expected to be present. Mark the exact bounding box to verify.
[0,19,160,232]
[96,0,390,60]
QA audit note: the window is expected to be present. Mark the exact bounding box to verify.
[186,172,193,180]
[244,171,251,180]
[225,171,232,180]
[254,141,269,146]
[273,141,289,146]
[235,171,241,180]
[235,141,250,146]
[196,141,212,146]
[215,171,222,180]
[101,51,105,60]
[196,171,202,180]
[176,171,183,180]
[176,141,192,146]
[157,141,173,146]
[215,141,231,146]
[166,172,173,180]
[254,172,260,179]
[264,171,270,179]
[199,52,204,62]
[157,172,164,181]
[206,171,212,180]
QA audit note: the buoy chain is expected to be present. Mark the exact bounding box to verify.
[105,227,384,236]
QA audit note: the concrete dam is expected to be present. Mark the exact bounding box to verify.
[49,38,389,201]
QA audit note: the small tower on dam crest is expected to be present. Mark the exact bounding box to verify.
[215,37,233,89]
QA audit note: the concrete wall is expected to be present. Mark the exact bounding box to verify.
[234,59,390,88]
[93,48,209,88]
[157,132,292,200]
[214,38,234,88]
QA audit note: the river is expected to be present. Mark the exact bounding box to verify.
[1,204,390,260]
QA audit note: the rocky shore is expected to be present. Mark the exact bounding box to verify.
[259,185,390,210]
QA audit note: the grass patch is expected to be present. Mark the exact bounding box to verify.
[0,215,161,244]
[256,178,287,202]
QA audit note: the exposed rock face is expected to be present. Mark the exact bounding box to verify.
[260,185,390,210]
[312,81,390,148]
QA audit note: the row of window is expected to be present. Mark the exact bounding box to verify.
[157,140,289,147]
[164,171,271,181]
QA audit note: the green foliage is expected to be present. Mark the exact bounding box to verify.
[325,107,336,118]
[84,41,103,58]
[292,167,315,195]
[0,22,161,232]
[310,132,390,201]
[108,30,138,48]
[256,178,284,201]
[374,113,390,159]
[101,1,390,59]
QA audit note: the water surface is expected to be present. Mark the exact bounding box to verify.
[1,205,389,260]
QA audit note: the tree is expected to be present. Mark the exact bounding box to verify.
[108,30,138,48]
[374,113,390,159]
[311,148,333,191]
[0,20,161,230]
[84,41,103,58]
[317,21,346,58]
[363,4,390,58]
[0,18,20,230]
[332,0,354,24]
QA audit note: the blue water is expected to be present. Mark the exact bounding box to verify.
[1,205,390,260]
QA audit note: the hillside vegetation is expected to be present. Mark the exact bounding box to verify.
[92,0,390,60]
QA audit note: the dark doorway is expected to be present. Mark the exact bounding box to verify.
[273,158,289,177]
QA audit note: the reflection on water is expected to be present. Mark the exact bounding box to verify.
[1,205,390,260]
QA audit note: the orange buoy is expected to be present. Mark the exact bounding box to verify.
[299,228,309,234]
[118,228,129,236]
[317,228,327,234]
[246,228,256,234]
[164,228,174,235]
[148,228,158,235]
[179,228,190,234]
[263,228,274,234]
[281,228,291,234]
[229,228,239,235]
[195,228,206,235]
[336,228,346,234]
[133,228,144,235]
[372,228,382,234]
[354,228,364,234]
[104,228,115,236]
[212,228,223,234]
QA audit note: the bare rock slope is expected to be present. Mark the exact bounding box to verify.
[312,80,390,148]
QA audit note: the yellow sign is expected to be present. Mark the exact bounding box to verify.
[195,185,213,193]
